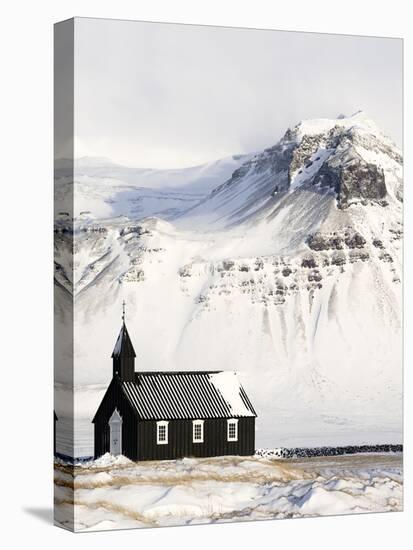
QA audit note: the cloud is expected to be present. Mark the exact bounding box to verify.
[74,18,402,168]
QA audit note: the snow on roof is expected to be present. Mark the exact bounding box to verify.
[209,371,254,417]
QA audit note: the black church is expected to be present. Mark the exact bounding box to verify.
[92,313,256,461]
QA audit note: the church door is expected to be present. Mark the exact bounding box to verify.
[109,409,122,456]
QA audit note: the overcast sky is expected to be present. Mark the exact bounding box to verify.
[73,18,402,169]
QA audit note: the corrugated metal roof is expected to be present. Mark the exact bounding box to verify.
[120,371,256,420]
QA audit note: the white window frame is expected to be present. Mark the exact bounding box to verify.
[227,419,239,442]
[156,420,169,445]
[192,420,204,443]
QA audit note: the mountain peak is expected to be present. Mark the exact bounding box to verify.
[289,111,379,143]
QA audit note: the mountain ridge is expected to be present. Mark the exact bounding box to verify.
[173,111,402,231]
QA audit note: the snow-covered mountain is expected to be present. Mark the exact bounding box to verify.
[54,154,253,220]
[173,110,401,231]
[55,111,402,452]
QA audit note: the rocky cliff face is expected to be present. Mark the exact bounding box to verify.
[173,111,401,231]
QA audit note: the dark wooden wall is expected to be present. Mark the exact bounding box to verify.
[135,417,255,461]
[93,379,138,459]
[93,379,255,461]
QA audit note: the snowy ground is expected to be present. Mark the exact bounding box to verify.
[54,453,402,532]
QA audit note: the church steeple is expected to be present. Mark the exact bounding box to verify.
[112,301,136,381]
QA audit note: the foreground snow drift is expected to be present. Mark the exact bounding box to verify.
[54,453,402,531]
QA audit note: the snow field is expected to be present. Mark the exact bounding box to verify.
[54,453,402,531]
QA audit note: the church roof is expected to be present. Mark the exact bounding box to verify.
[119,370,256,420]
[111,322,136,358]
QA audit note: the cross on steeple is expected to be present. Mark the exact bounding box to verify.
[122,300,126,324]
